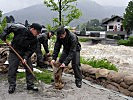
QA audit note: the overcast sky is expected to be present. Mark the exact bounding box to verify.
[0,0,131,13]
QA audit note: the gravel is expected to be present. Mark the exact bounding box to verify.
[0,74,132,100]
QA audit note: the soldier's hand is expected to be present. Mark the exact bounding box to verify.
[22,59,27,65]
[60,63,66,68]
[46,53,51,57]
[51,60,55,65]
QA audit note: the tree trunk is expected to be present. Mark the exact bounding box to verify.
[59,0,62,25]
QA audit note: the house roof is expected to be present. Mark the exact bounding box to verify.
[102,16,123,25]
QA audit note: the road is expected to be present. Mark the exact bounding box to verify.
[0,74,132,100]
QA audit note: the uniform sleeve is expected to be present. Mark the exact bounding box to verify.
[63,37,77,66]
[52,38,62,61]
[42,39,49,53]
[11,28,30,48]
[24,39,37,59]
[38,33,49,53]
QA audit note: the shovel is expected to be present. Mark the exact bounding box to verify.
[3,40,44,91]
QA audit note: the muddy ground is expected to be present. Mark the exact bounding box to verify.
[0,73,132,100]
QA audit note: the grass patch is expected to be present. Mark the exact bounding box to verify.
[117,39,129,46]
[17,69,53,84]
[79,38,90,42]
[80,57,118,72]
[17,72,25,79]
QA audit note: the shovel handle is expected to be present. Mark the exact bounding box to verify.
[4,41,36,79]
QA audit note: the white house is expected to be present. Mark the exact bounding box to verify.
[102,16,124,32]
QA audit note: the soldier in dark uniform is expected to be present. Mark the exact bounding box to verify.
[36,31,54,68]
[0,23,42,94]
[51,26,82,88]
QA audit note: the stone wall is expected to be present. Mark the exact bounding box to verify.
[80,64,133,97]
[0,48,9,73]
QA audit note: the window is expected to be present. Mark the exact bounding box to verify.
[117,19,120,22]
[121,25,123,31]
[109,25,113,29]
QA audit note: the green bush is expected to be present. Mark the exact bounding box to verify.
[0,25,3,33]
[80,57,118,72]
[118,39,129,46]
[0,39,3,44]
[79,38,90,42]
[0,33,14,44]
[118,36,133,46]
[128,36,133,44]
[7,33,14,41]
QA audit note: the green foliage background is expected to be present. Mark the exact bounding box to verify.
[0,10,14,43]
[123,1,133,32]
[44,0,82,26]
[118,36,133,46]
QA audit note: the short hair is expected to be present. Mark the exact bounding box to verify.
[30,23,42,33]
[56,26,65,36]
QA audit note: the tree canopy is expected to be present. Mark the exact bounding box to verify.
[0,10,7,33]
[123,1,133,32]
[44,0,82,26]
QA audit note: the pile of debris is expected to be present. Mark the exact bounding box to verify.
[0,49,52,74]
[0,48,9,73]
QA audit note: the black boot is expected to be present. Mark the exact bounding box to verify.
[27,86,38,91]
[75,80,82,88]
[8,86,16,94]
